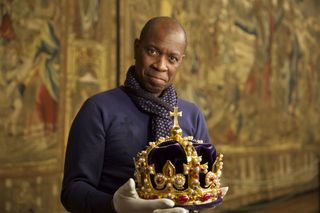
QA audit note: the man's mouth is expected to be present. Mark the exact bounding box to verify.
[146,74,166,84]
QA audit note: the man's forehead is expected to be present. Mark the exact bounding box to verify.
[145,26,185,45]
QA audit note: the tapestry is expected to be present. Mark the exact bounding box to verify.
[0,0,62,167]
[0,0,319,212]
[0,0,116,212]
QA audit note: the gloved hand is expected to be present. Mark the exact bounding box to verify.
[113,178,188,213]
[220,186,229,198]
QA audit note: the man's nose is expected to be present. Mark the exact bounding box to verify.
[154,56,168,71]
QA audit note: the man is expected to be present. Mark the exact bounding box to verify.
[61,16,213,213]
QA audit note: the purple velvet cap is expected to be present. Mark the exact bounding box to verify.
[148,140,216,173]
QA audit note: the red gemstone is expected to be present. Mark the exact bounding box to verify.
[193,174,199,178]
[201,193,211,201]
[177,195,189,203]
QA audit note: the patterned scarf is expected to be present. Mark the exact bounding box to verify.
[122,66,177,141]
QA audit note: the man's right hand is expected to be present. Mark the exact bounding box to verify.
[113,178,188,213]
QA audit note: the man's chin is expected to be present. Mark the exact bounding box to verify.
[145,85,165,96]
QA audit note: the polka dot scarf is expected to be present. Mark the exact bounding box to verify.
[122,66,177,141]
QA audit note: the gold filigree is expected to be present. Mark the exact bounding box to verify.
[134,107,224,206]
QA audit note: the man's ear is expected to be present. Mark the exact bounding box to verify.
[134,39,140,59]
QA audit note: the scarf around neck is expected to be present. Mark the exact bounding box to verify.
[122,66,177,141]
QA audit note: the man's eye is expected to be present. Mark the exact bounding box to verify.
[147,49,157,56]
[168,55,178,63]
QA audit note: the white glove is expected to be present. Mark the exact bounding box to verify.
[113,178,188,213]
[220,186,229,198]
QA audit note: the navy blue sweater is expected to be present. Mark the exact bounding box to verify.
[61,87,212,212]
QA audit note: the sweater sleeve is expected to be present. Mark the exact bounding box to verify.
[61,99,116,213]
[194,106,212,145]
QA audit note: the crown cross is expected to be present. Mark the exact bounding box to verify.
[170,106,182,128]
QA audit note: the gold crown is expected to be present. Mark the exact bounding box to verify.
[134,107,224,208]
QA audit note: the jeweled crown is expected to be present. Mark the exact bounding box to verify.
[134,107,224,209]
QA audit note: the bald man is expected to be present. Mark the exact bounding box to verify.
[61,17,212,213]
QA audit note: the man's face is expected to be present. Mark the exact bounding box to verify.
[134,27,186,96]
